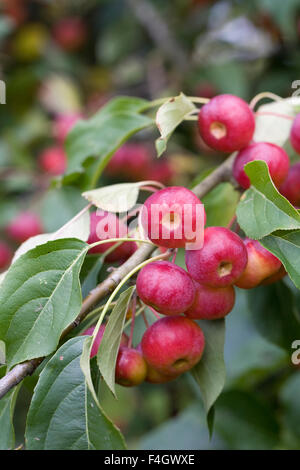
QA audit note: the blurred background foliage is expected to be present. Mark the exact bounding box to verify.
[0,0,300,450]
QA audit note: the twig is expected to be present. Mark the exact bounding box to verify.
[249,91,282,110]
[126,0,189,72]
[191,151,237,199]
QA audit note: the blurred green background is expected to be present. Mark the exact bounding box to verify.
[1,0,300,450]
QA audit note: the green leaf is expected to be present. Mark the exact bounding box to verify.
[25,337,126,450]
[80,335,98,404]
[39,186,86,233]
[0,368,19,450]
[155,93,196,157]
[224,290,287,385]
[215,390,280,450]
[97,287,135,395]
[82,181,162,213]
[0,239,88,369]
[207,406,215,440]
[237,161,300,239]
[0,341,5,365]
[192,319,226,414]
[253,97,300,146]
[65,97,152,182]
[138,402,221,450]
[279,373,300,439]
[80,255,105,299]
[261,231,300,289]
[246,282,300,350]
[203,183,239,227]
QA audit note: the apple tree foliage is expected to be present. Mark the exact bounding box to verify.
[0,95,299,450]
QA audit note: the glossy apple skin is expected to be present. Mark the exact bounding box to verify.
[185,282,235,320]
[290,114,300,153]
[105,143,152,181]
[136,261,196,316]
[185,227,248,288]
[261,265,287,285]
[141,186,206,249]
[198,94,255,153]
[233,142,290,189]
[279,162,300,207]
[87,211,137,262]
[39,146,67,175]
[141,316,205,375]
[6,212,43,243]
[0,242,13,270]
[54,113,82,144]
[135,343,180,383]
[145,364,180,384]
[83,325,128,359]
[115,347,147,387]
[235,238,282,289]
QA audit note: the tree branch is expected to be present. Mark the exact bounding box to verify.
[126,0,189,72]
[0,153,236,399]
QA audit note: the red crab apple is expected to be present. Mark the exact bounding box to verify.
[261,265,287,285]
[198,94,255,153]
[83,325,128,358]
[136,261,196,315]
[279,162,300,207]
[52,17,87,51]
[185,282,235,320]
[135,343,179,383]
[39,146,67,175]
[233,142,290,189]
[145,365,180,384]
[6,211,43,243]
[88,211,137,262]
[141,316,205,375]
[185,226,248,287]
[0,241,13,270]
[53,113,82,144]
[235,238,282,289]
[115,347,147,387]
[105,143,152,181]
[290,114,300,154]
[140,186,206,249]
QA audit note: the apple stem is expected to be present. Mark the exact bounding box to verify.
[148,306,161,320]
[227,215,237,230]
[142,311,150,328]
[171,248,178,264]
[249,91,282,110]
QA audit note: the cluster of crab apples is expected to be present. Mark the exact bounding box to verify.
[1,93,300,387]
[84,193,286,387]
[81,93,300,388]
[84,192,286,387]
